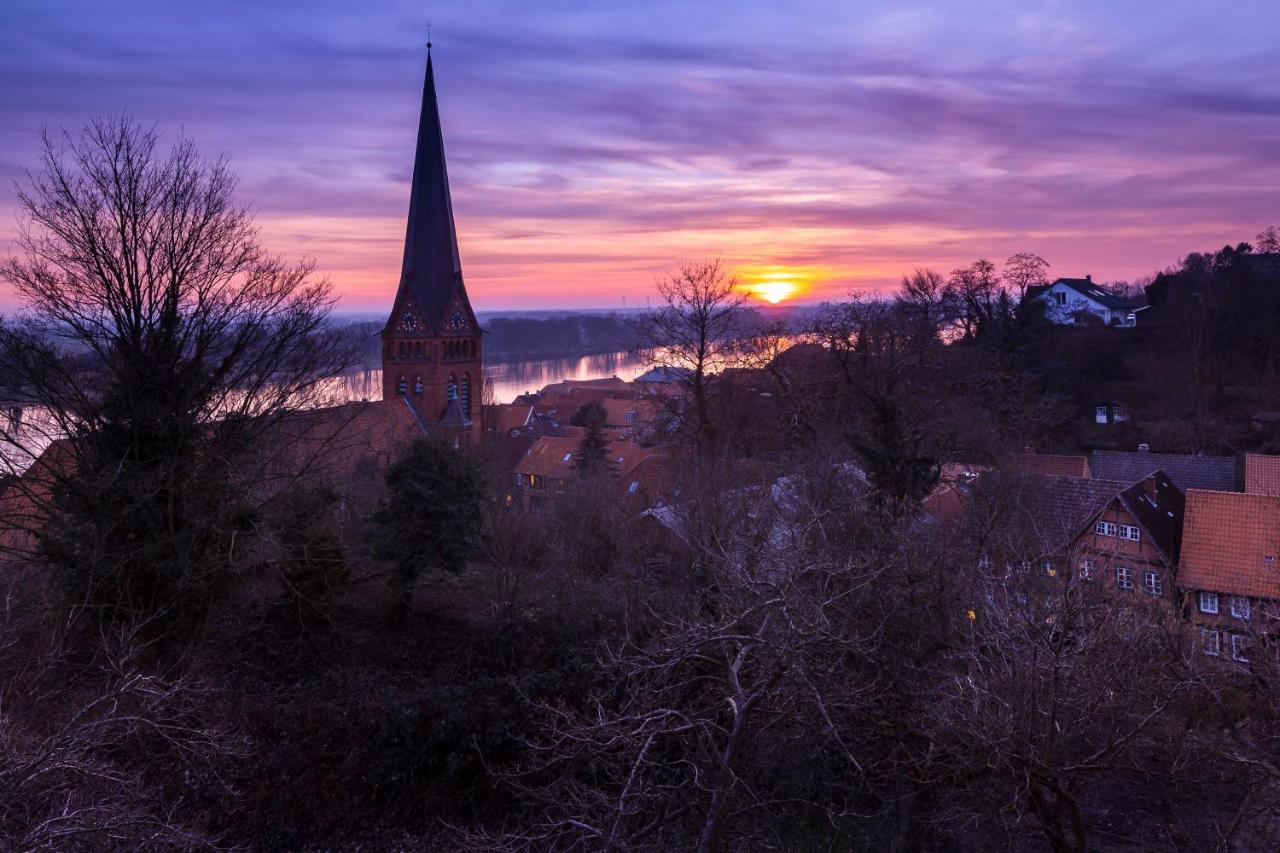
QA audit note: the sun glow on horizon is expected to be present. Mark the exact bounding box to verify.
[741,265,821,305]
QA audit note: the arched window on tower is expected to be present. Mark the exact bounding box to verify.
[461,372,471,416]
[396,374,407,395]
[447,374,458,402]
[398,341,406,358]
[413,374,423,395]
[414,341,422,359]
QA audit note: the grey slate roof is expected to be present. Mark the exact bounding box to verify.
[1089,451,1237,493]
[1033,278,1139,310]
[1004,475,1134,552]
[394,52,473,334]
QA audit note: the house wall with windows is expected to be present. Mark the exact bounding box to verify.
[1068,497,1178,610]
[1177,489,1280,663]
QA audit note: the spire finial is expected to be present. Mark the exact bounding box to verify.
[426,21,432,53]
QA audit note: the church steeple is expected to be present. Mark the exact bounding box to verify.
[382,46,483,439]
[397,47,470,332]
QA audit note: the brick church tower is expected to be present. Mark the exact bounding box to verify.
[382,47,482,440]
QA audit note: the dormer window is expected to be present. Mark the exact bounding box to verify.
[562,452,573,463]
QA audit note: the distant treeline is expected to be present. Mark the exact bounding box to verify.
[333,305,816,366]
[481,313,643,359]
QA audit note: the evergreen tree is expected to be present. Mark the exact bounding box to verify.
[574,418,613,477]
[848,397,940,517]
[368,439,486,620]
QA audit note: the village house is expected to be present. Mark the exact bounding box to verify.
[513,435,670,503]
[983,471,1185,614]
[1177,488,1280,662]
[1026,276,1140,326]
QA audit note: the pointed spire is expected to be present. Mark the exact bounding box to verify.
[398,45,466,331]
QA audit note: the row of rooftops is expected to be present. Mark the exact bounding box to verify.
[1004,449,1280,602]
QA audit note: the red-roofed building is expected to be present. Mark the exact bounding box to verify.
[513,436,669,503]
[1244,453,1280,496]
[1178,489,1280,662]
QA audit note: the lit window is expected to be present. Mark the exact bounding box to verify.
[1116,566,1134,591]
[1119,524,1141,542]
[1199,592,1219,615]
[1078,559,1095,580]
[1202,629,1220,657]
[1231,634,1249,663]
[1042,560,1056,577]
[1141,570,1162,596]
[1231,596,1250,620]
[1095,521,1117,537]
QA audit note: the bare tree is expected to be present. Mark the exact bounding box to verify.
[1003,252,1051,299]
[0,115,351,636]
[946,259,1002,341]
[633,258,748,454]
[0,601,242,850]
[1256,225,1280,253]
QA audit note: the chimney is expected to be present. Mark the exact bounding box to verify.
[1085,274,1092,283]
[1137,443,1150,453]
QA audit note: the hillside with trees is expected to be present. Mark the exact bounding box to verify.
[3,117,1280,851]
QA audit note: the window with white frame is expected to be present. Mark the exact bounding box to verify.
[1119,524,1141,542]
[1199,592,1219,615]
[1231,596,1251,620]
[1079,559,1095,580]
[1202,629,1220,657]
[1141,570,1162,596]
[1095,406,1108,424]
[1096,521,1117,537]
[1116,566,1134,591]
[1231,634,1249,663]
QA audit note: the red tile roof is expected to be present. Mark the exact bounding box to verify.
[1179,489,1280,598]
[1011,453,1091,478]
[1245,453,1280,496]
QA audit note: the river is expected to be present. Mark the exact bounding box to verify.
[338,349,653,405]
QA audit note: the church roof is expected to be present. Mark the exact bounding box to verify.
[395,51,471,333]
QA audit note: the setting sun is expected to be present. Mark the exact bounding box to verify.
[741,266,820,304]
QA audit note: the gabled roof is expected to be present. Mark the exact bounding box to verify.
[1244,453,1280,496]
[1089,450,1236,492]
[1179,489,1280,599]
[1115,472,1185,564]
[392,52,471,334]
[1003,474,1135,552]
[1034,277,1139,310]
[515,435,667,482]
[490,404,533,433]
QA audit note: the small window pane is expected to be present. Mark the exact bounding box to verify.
[1199,592,1219,615]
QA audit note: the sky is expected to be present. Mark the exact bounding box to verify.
[2,0,1278,312]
